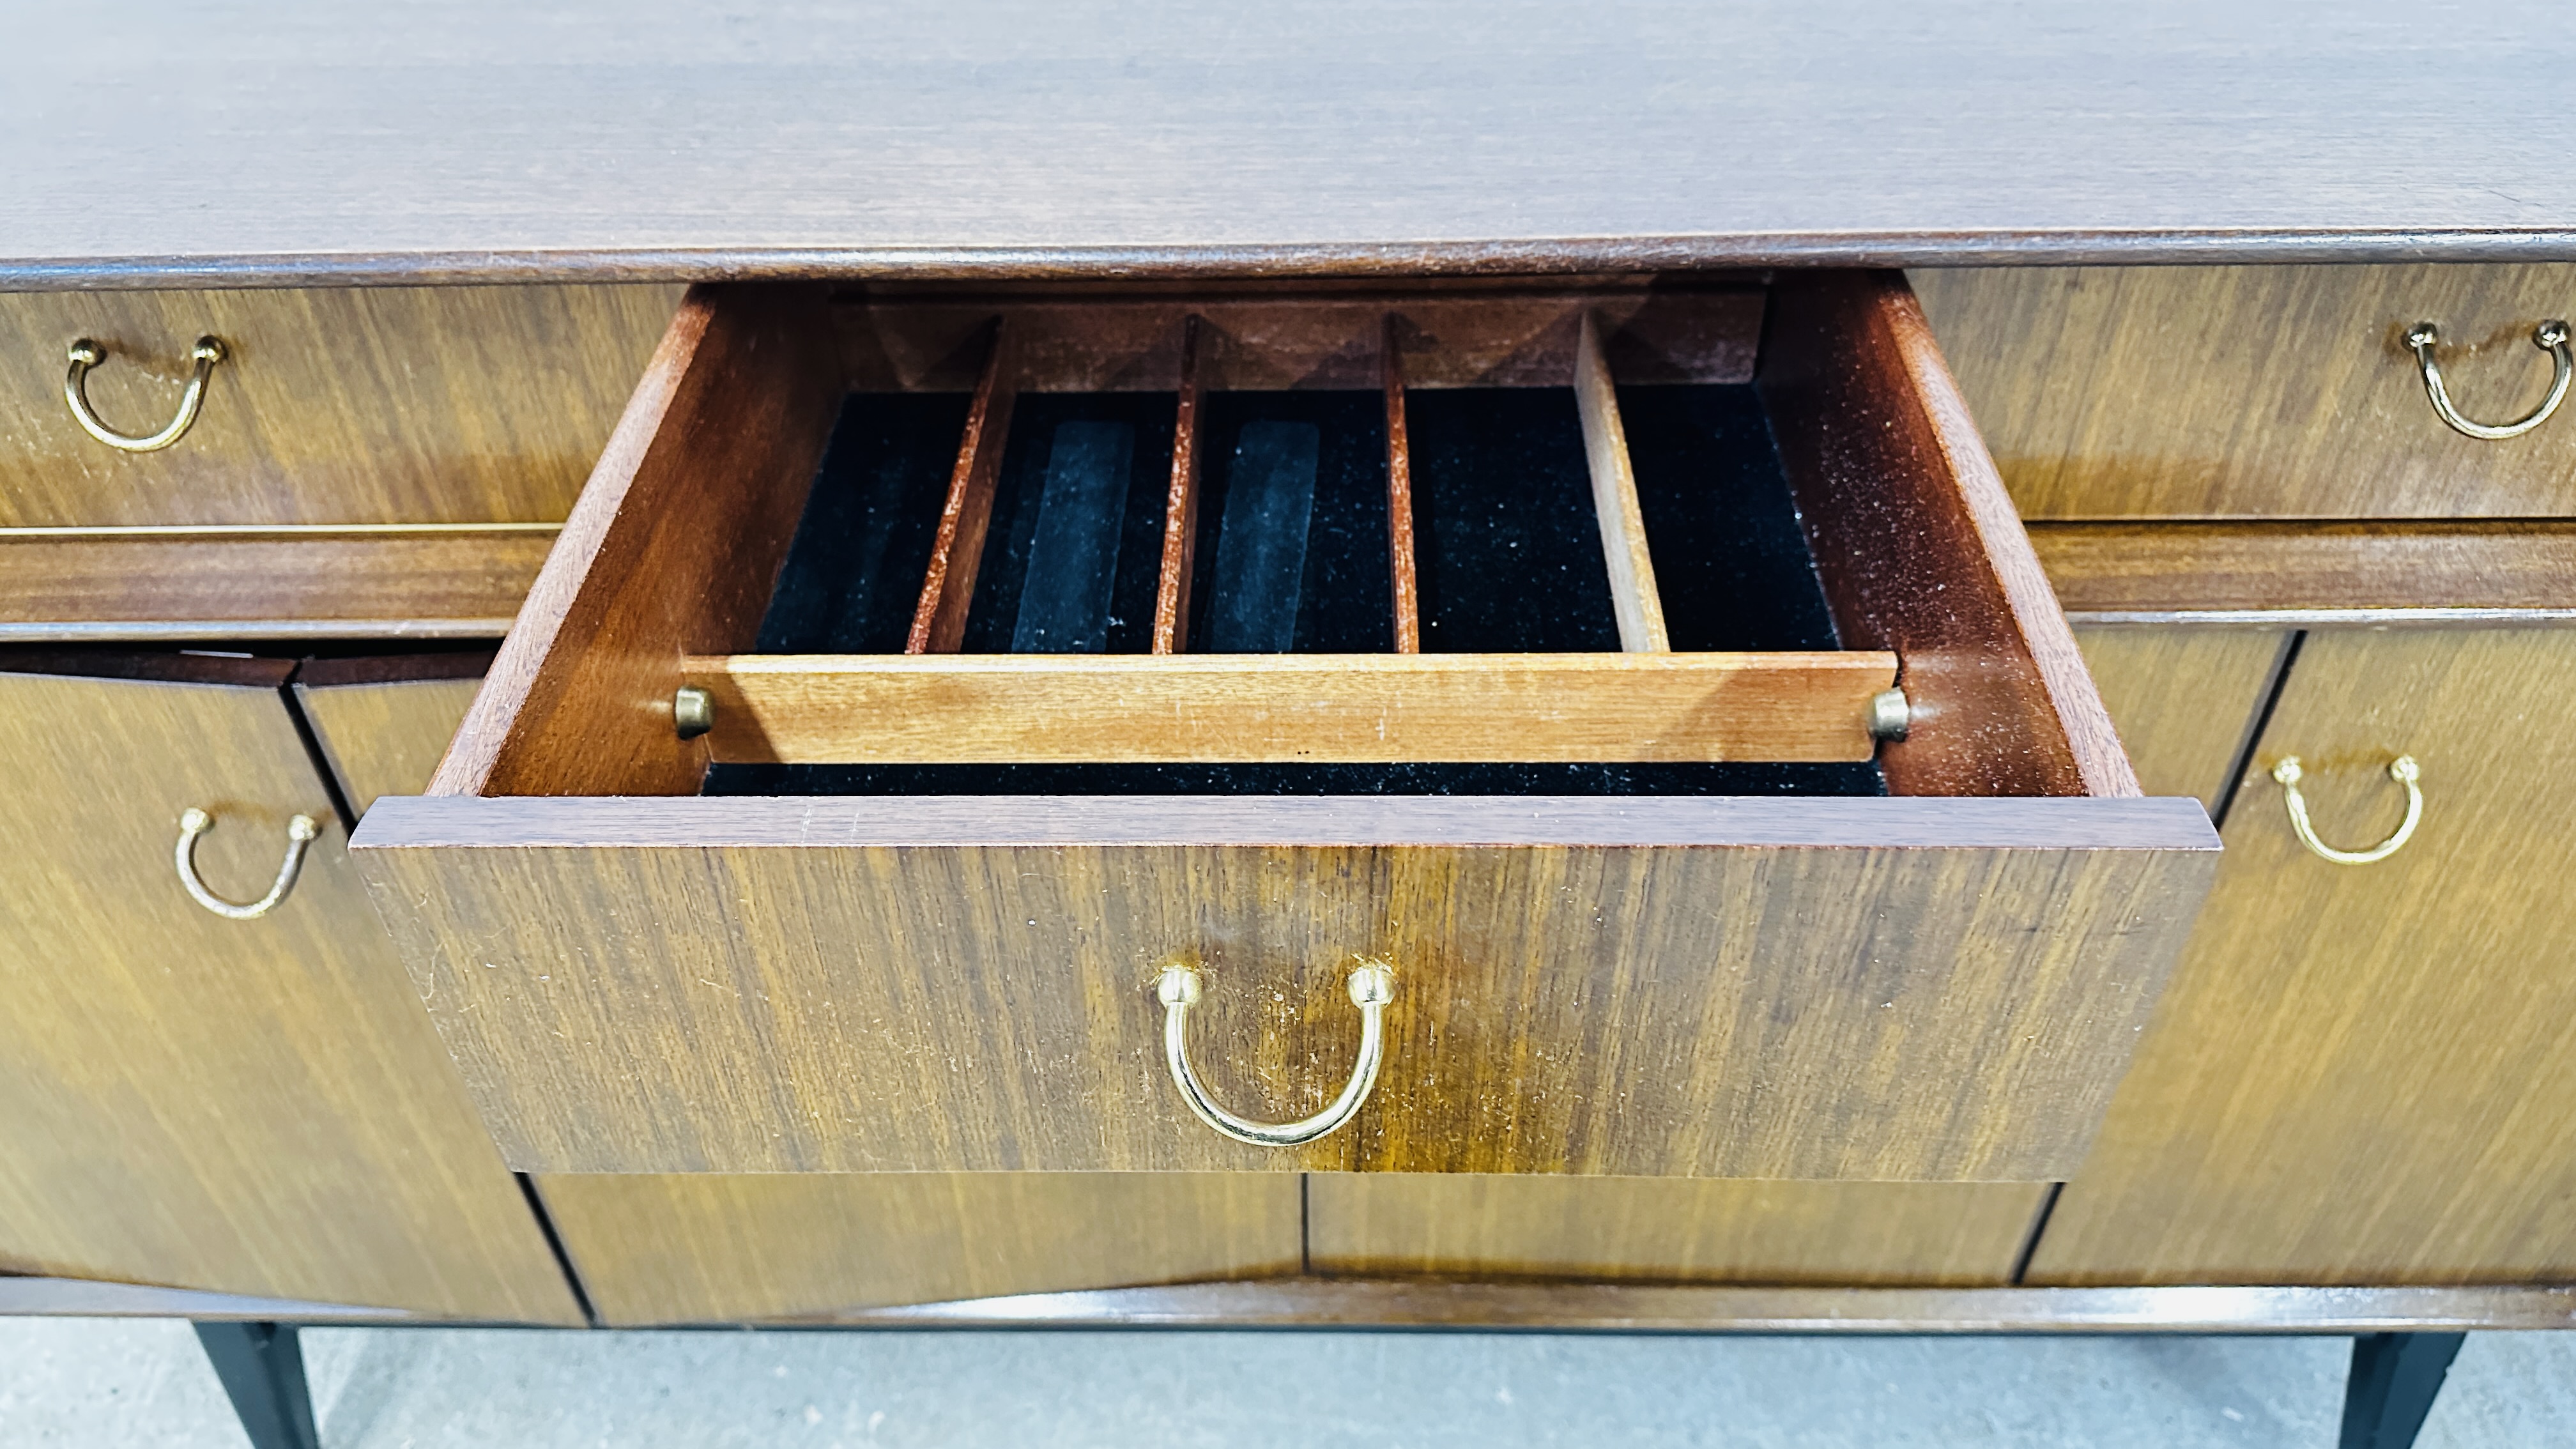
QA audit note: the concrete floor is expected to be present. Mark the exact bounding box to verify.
[4,1318,2575,1447]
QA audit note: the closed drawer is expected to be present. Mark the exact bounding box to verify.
[353,273,2218,1181]
[0,284,678,526]
[1914,264,2576,519]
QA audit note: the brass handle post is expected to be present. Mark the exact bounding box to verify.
[1155,960,1394,1147]
[2407,321,2570,441]
[2272,755,2423,866]
[63,335,227,452]
[175,808,319,919]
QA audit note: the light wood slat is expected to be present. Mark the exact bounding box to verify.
[907,319,1020,654]
[1382,314,1421,654]
[1573,311,1669,652]
[1151,315,1206,655]
[1307,1176,2046,1285]
[681,650,1896,765]
[537,1173,1302,1326]
[0,527,551,638]
[2032,629,2576,1285]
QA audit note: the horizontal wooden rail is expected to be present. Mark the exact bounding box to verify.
[682,650,1897,765]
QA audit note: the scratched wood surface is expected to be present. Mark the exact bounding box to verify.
[0,286,678,525]
[2032,521,2576,622]
[2032,629,2576,1284]
[354,793,2213,1179]
[3,4,2572,285]
[1915,264,2576,519]
[537,1173,1301,1324]
[1306,1176,2049,1285]
[0,664,578,1321]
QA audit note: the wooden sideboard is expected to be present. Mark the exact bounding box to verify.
[3,34,2574,1440]
[3,259,2569,1347]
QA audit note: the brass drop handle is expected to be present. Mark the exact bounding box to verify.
[2406,321,2570,440]
[2272,755,2422,866]
[1154,960,1395,1147]
[64,335,227,452]
[175,808,320,920]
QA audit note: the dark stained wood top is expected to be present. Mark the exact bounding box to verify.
[5,3,2573,288]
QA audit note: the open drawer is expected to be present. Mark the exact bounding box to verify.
[353,273,2217,1180]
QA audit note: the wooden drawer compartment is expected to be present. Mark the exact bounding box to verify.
[353,273,2218,1181]
[0,284,678,526]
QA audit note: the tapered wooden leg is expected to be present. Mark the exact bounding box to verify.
[2341,1331,2465,1449]
[193,1321,322,1449]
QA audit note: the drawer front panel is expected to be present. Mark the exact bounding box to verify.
[1915,264,2576,519]
[358,795,2213,1181]
[2032,628,2576,1284]
[0,284,678,526]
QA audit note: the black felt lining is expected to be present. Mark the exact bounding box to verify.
[732,383,1883,798]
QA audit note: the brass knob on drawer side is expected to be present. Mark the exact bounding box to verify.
[63,335,227,452]
[1155,959,1394,1148]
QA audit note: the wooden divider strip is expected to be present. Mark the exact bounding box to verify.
[906,319,1020,654]
[1151,316,1208,653]
[1383,314,1422,653]
[1574,310,1671,652]
[680,650,1896,765]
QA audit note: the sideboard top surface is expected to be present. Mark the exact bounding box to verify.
[8,1,2575,289]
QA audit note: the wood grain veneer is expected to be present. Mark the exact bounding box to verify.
[4,6,2569,285]
[355,793,2212,1178]
[0,286,678,525]
[1306,1176,2048,1285]
[2034,521,2576,623]
[295,654,492,816]
[2031,629,2576,1284]
[1761,272,2136,799]
[536,1173,1301,1326]
[1573,310,1668,652]
[681,651,1895,765]
[435,284,842,798]
[1915,264,2576,519]
[0,526,550,640]
[2071,628,2288,811]
[0,663,578,1321]
[906,319,1018,654]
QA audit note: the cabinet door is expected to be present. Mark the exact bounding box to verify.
[0,659,579,1321]
[2032,629,2576,1284]
[2072,627,2288,811]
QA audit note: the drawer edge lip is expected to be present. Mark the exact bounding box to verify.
[351,793,2219,854]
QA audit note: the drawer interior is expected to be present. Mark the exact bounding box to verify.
[437,273,2135,805]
